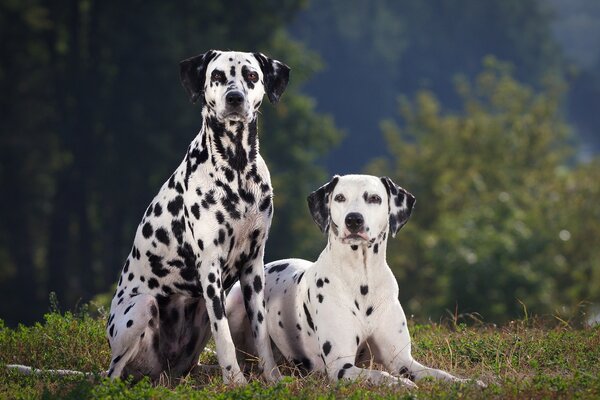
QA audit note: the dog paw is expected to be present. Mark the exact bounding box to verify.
[398,377,419,389]
[223,370,247,386]
[263,366,283,383]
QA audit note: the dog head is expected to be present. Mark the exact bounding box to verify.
[307,175,415,245]
[180,50,290,123]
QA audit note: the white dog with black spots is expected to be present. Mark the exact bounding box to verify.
[227,174,486,388]
[104,50,290,384]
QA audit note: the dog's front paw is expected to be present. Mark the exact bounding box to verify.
[263,366,283,383]
[474,379,487,388]
[398,377,419,389]
[223,369,247,386]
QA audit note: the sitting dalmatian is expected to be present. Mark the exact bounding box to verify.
[105,50,290,384]
[226,174,485,387]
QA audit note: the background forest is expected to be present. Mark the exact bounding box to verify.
[1,0,599,327]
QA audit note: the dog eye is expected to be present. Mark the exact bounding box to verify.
[247,71,259,82]
[334,194,346,202]
[368,194,382,204]
[211,71,224,81]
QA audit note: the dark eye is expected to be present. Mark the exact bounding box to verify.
[334,194,346,202]
[247,71,258,82]
[368,194,382,204]
[211,70,224,82]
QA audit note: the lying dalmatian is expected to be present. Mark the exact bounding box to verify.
[226,174,485,387]
[103,50,290,384]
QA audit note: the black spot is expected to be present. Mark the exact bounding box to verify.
[145,204,153,217]
[268,263,289,274]
[167,195,184,216]
[351,245,358,251]
[154,203,162,216]
[213,297,224,319]
[356,335,360,345]
[155,228,170,246]
[142,222,153,238]
[109,324,114,337]
[253,275,263,293]
[113,354,123,364]
[215,211,225,224]
[128,273,134,281]
[303,303,315,331]
[206,284,215,298]
[322,341,332,356]
[373,243,379,254]
[146,250,169,277]
[243,284,253,303]
[338,368,346,379]
[208,273,216,283]
[317,294,324,303]
[148,278,159,289]
[126,320,133,328]
[279,320,284,328]
[257,311,263,323]
[171,217,185,244]
[124,304,134,315]
[360,285,369,295]
[123,259,130,273]
[366,306,374,316]
[197,239,204,251]
[316,279,324,288]
[354,300,360,310]
[259,196,271,212]
[191,203,200,219]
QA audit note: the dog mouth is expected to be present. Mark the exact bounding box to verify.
[220,110,252,122]
[342,231,370,243]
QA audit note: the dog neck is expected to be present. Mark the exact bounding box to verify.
[187,107,260,174]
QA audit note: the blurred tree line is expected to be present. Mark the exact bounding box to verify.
[369,58,600,322]
[1,0,599,326]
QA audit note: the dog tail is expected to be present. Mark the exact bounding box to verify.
[5,364,107,377]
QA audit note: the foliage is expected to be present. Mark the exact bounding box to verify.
[1,311,599,399]
[369,58,600,322]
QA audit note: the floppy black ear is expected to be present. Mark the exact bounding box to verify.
[380,177,416,237]
[253,52,291,104]
[307,176,340,233]
[179,50,217,104]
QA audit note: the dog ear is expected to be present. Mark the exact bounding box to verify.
[253,52,291,104]
[179,50,217,104]
[307,176,340,233]
[380,177,416,237]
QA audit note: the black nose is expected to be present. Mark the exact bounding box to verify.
[345,212,364,233]
[226,91,244,107]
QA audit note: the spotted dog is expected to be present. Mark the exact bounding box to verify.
[106,50,289,384]
[226,175,485,387]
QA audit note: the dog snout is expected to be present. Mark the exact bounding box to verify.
[225,91,244,107]
[345,212,364,233]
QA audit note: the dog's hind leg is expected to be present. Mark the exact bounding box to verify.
[106,294,163,380]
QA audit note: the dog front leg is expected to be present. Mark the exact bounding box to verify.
[199,257,247,385]
[240,245,282,382]
[372,303,485,387]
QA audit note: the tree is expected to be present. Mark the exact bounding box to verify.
[369,58,600,323]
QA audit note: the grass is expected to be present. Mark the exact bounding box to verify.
[0,309,599,399]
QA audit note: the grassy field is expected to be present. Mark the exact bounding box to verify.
[0,310,598,399]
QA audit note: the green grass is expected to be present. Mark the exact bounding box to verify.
[1,311,599,399]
